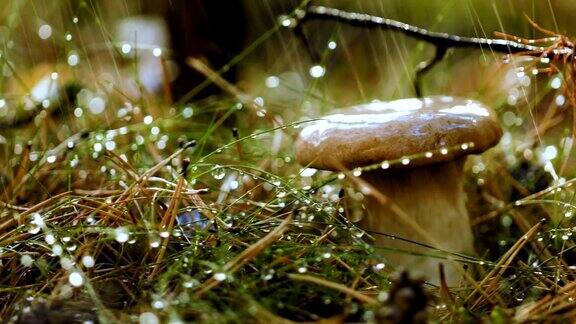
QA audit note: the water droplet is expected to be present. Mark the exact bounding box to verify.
[139,312,159,324]
[352,168,362,177]
[45,233,56,245]
[265,75,280,88]
[82,255,95,268]
[38,24,52,40]
[152,47,162,57]
[143,115,153,125]
[88,97,106,115]
[551,76,562,89]
[68,272,83,287]
[121,43,132,54]
[300,168,317,177]
[183,280,198,288]
[52,244,63,256]
[351,227,365,238]
[279,15,296,28]
[151,300,165,309]
[328,41,337,50]
[256,109,267,117]
[105,140,116,151]
[214,272,227,281]
[381,161,390,169]
[297,267,307,273]
[555,94,566,106]
[401,157,410,165]
[114,227,129,243]
[182,106,194,118]
[440,148,448,155]
[212,166,225,180]
[309,65,325,78]
[74,107,83,117]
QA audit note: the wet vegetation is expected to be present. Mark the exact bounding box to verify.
[2,0,576,323]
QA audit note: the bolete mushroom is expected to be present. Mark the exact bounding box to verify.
[296,96,502,285]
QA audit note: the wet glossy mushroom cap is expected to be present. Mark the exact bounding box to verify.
[296,96,502,170]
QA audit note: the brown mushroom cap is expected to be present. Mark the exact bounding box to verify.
[296,96,502,170]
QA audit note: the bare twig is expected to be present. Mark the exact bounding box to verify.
[294,5,574,95]
[298,6,566,56]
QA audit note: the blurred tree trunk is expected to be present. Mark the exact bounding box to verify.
[163,0,246,99]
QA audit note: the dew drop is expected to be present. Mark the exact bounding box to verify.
[67,52,79,66]
[45,233,56,245]
[256,109,267,117]
[351,227,365,238]
[265,75,280,88]
[38,24,52,40]
[152,48,162,57]
[114,227,130,243]
[212,166,226,180]
[68,272,83,287]
[182,106,194,118]
[82,255,95,268]
[309,65,325,78]
[139,312,159,324]
[21,255,34,267]
[151,300,165,309]
[88,97,106,115]
[551,76,562,89]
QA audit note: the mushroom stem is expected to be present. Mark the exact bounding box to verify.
[360,158,474,285]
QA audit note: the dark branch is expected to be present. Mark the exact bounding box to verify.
[414,46,447,97]
[297,5,572,58]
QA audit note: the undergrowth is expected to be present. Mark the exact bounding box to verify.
[1,1,576,323]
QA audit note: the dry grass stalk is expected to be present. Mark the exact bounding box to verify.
[287,273,377,305]
[195,213,293,297]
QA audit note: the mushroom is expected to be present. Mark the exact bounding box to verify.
[296,96,502,285]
